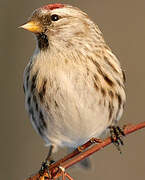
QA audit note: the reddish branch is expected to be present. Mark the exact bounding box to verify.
[26,122,145,180]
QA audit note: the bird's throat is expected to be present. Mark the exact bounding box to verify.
[36,33,49,50]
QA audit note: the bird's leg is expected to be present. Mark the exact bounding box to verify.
[45,145,55,164]
[109,126,125,153]
[39,145,55,176]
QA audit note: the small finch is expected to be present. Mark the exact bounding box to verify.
[21,4,126,167]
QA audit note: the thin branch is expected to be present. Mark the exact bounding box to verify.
[65,172,74,180]
[49,138,99,171]
[62,171,66,180]
[61,122,145,170]
[26,121,145,180]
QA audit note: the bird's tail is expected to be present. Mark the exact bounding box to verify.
[79,157,91,169]
[67,148,91,169]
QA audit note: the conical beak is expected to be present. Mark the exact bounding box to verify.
[19,21,42,33]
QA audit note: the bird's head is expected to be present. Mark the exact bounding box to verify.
[20,4,103,51]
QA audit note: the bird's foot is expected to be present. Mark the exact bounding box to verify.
[39,161,49,176]
[109,125,125,153]
[39,145,55,176]
[39,159,55,176]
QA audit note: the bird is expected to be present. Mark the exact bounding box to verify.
[21,3,126,168]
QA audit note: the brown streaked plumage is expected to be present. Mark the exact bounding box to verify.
[21,3,126,168]
[38,78,47,103]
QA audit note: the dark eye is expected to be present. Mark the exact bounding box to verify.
[50,14,60,21]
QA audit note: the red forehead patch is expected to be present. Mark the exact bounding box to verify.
[42,3,64,10]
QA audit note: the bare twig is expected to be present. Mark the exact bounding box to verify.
[26,122,145,180]
[65,172,74,180]
[61,122,145,170]
[49,138,99,171]
[62,171,65,180]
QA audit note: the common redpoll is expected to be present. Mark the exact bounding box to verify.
[21,3,126,167]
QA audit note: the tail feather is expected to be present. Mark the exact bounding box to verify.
[79,158,91,169]
[67,148,91,169]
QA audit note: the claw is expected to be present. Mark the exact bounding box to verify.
[109,126,125,153]
[117,126,125,136]
[39,162,49,176]
[39,160,55,177]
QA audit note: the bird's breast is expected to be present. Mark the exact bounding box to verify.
[23,52,125,147]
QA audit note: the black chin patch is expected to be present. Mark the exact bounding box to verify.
[37,33,49,50]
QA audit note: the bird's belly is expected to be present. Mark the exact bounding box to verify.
[43,86,110,148]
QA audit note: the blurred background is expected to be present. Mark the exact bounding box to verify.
[1,0,145,179]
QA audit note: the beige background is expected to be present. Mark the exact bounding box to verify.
[1,0,145,180]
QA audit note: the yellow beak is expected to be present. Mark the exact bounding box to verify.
[19,21,42,33]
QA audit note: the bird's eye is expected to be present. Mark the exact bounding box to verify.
[50,14,60,21]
